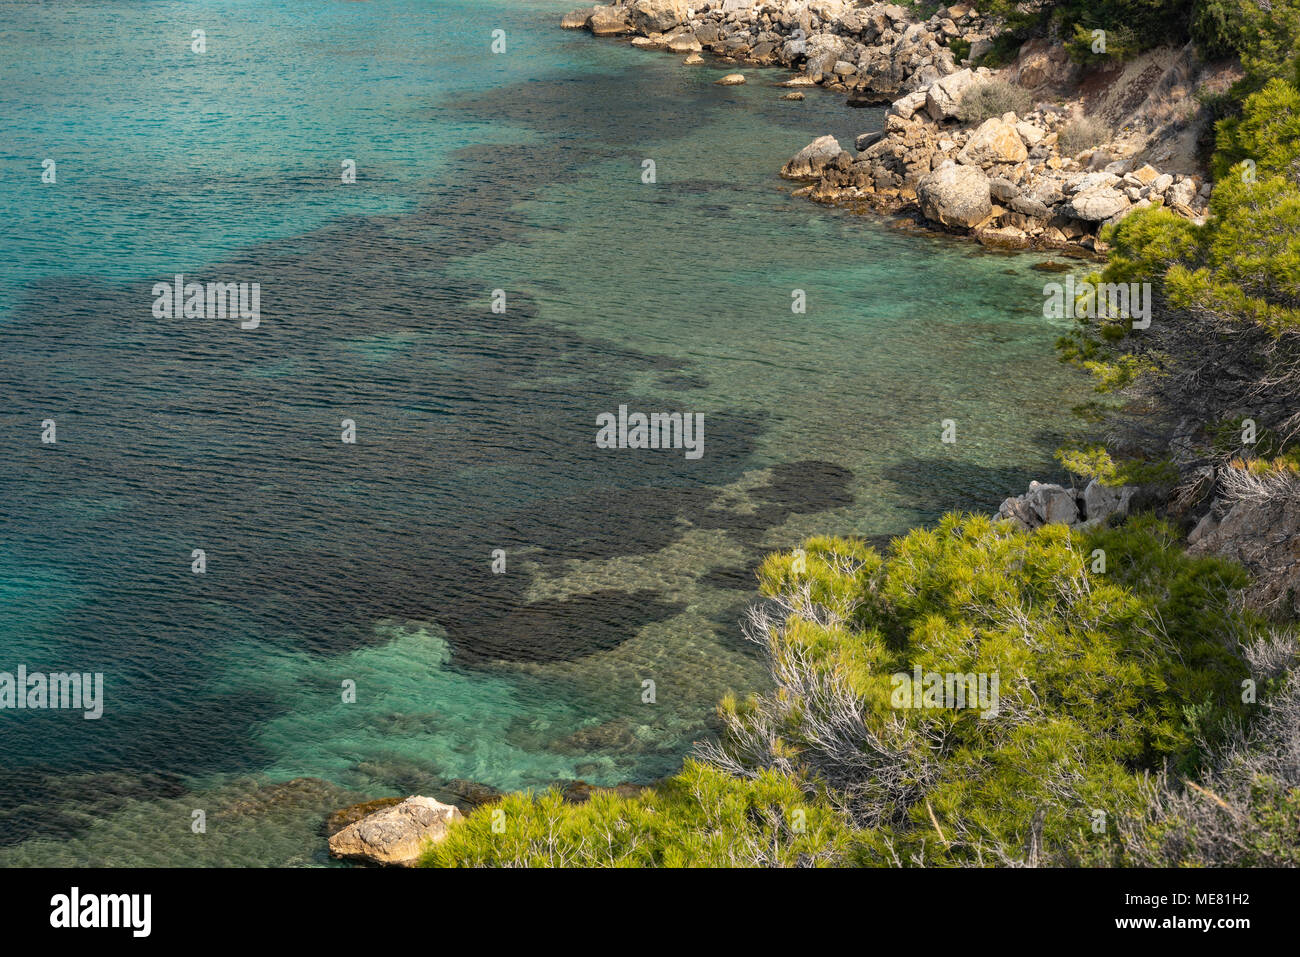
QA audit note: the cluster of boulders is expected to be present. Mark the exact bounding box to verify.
[565,1,997,102]
[564,2,1213,253]
[995,479,1136,531]
[783,70,1212,251]
[994,475,1299,618]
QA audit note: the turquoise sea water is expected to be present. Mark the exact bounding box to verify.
[0,0,1091,865]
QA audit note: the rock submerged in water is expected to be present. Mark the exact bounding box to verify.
[324,796,405,837]
[560,780,649,803]
[561,7,598,30]
[715,72,746,85]
[327,796,463,867]
[783,91,805,100]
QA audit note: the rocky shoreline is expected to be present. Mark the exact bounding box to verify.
[563,1,1229,253]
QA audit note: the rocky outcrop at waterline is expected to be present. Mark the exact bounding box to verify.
[564,1,995,101]
[783,82,1211,252]
[327,796,464,867]
[995,479,1138,531]
[563,1,1227,253]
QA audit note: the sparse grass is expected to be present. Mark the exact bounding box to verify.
[956,78,1033,123]
[1058,115,1112,155]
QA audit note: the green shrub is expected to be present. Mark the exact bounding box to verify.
[1060,77,1300,498]
[1064,22,1143,63]
[702,515,1255,865]
[956,79,1033,123]
[1211,77,1300,182]
[975,32,1026,69]
[1086,630,1300,866]
[420,513,1292,868]
[420,760,855,867]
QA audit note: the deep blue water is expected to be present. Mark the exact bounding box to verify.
[0,0,1089,864]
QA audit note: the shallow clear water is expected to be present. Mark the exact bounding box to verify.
[0,0,1091,865]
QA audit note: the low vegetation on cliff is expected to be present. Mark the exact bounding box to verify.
[1059,59,1300,617]
[423,517,1297,867]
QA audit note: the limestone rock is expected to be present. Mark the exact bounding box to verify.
[975,224,1029,249]
[1188,491,1300,618]
[924,68,975,121]
[1130,163,1159,186]
[561,7,598,30]
[888,89,929,119]
[324,797,405,837]
[589,6,633,35]
[917,162,992,228]
[327,796,463,867]
[781,134,843,179]
[1081,479,1135,526]
[957,117,1027,166]
[715,72,747,85]
[1014,196,1054,220]
[988,176,1019,202]
[1067,185,1129,222]
[995,481,1079,528]
[1015,120,1045,147]
[665,31,701,53]
[1166,178,1197,207]
[628,0,689,35]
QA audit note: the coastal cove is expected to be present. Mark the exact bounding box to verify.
[0,0,1092,866]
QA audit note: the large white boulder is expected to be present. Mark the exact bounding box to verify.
[957,117,1028,166]
[917,162,992,228]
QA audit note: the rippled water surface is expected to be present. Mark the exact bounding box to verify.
[0,0,1090,864]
